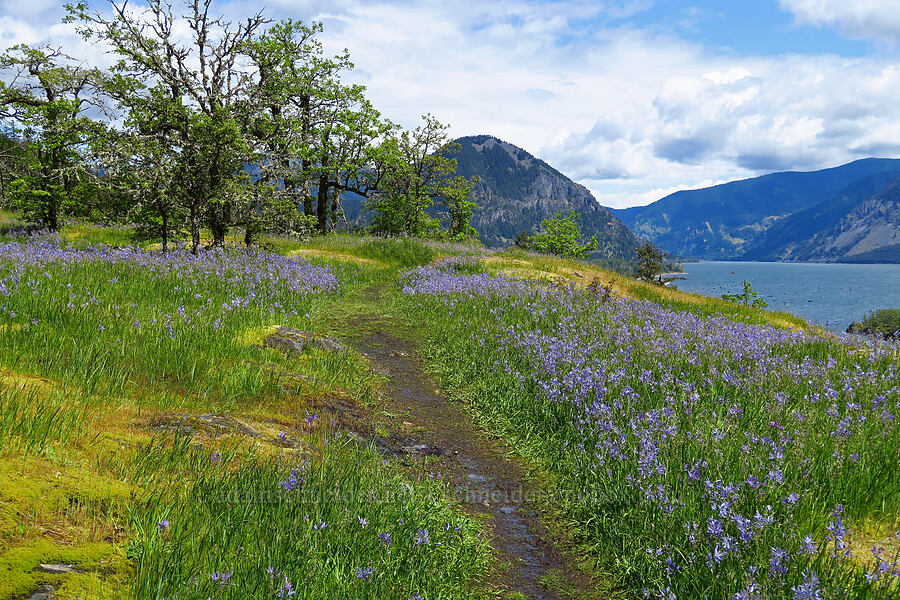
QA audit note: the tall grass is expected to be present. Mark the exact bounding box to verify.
[128,430,490,599]
[354,238,438,268]
[400,262,900,599]
[0,386,92,453]
[0,232,337,407]
[0,230,494,599]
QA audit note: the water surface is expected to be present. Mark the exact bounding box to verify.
[675,261,900,332]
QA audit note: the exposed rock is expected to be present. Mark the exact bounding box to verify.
[322,396,363,418]
[26,585,55,600]
[273,433,299,448]
[846,322,865,335]
[403,443,445,457]
[356,433,445,459]
[452,135,643,258]
[150,413,262,438]
[618,158,900,261]
[264,328,347,355]
[280,373,322,387]
[846,322,900,339]
[37,564,76,574]
[370,366,391,378]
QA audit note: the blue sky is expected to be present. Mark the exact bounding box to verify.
[607,1,874,56]
[3,0,900,207]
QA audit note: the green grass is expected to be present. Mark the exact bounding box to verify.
[128,432,489,599]
[0,231,493,599]
[0,254,331,409]
[352,237,438,268]
[485,249,812,331]
[4,227,895,599]
[397,256,900,599]
[0,385,93,454]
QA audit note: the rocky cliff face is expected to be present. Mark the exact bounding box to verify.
[454,135,643,259]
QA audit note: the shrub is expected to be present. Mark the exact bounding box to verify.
[516,211,598,259]
[722,280,768,308]
[849,308,900,338]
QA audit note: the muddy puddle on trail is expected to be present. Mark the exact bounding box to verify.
[349,317,596,599]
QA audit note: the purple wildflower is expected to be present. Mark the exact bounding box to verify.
[414,528,431,545]
[791,571,823,600]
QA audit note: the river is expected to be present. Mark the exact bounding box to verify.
[674,261,900,333]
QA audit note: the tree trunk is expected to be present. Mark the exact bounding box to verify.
[47,195,58,232]
[161,209,169,252]
[190,202,200,255]
[316,175,329,233]
[244,223,255,246]
[330,189,340,232]
[212,217,227,247]
[301,94,314,216]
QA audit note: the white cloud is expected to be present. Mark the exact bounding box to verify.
[780,0,900,42]
[3,1,900,208]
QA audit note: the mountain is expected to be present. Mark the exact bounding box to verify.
[452,135,643,259]
[614,158,900,261]
[742,171,900,262]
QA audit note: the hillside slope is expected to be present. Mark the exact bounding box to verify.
[614,158,900,260]
[452,135,643,259]
[743,171,900,262]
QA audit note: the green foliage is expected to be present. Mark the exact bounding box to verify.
[854,308,900,337]
[619,157,900,261]
[517,211,598,259]
[443,175,479,240]
[0,44,103,230]
[400,271,900,600]
[2,5,479,248]
[366,115,478,239]
[129,438,489,599]
[0,247,331,405]
[721,280,769,308]
[589,256,636,276]
[450,135,643,258]
[634,241,665,283]
[0,126,27,209]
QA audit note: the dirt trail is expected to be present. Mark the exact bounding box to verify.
[345,295,596,599]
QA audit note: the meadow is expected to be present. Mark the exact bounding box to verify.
[0,221,897,599]
[0,226,489,599]
[400,258,900,599]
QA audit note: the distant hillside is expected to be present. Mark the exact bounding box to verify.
[838,243,900,263]
[452,135,643,259]
[778,174,900,262]
[614,158,900,261]
[742,171,900,261]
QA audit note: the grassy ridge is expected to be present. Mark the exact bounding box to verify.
[2,217,895,599]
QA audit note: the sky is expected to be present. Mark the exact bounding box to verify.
[3,1,900,208]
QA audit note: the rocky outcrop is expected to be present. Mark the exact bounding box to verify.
[452,135,644,260]
[263,328,348,355]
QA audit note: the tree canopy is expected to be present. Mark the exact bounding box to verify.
[0,1,478,247]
